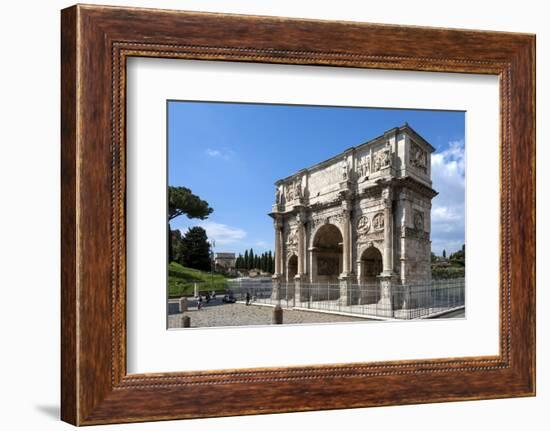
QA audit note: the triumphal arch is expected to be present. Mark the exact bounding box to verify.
[269,124,438,312]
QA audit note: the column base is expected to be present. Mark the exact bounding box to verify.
[338,273,355,306]
[271,274,282,301]
[294,273,308,305]
[377,273,397,317]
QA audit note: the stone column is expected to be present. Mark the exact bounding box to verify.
[381,187,394,275]
[296,213,305,276]
[279,228,285,277]
[399,191,411,285]
[272,217,284,276]
[294,212,307,304]
[272,216,283,300]
[341,200,351,276]
[377,186,395,316]
[339,199,353,305]
[309,247,317,283]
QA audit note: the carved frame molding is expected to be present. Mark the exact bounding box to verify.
[61,5,535,425]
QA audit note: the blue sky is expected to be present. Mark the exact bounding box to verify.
[168,101,465,257]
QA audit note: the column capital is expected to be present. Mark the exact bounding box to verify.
[295,210,306,226]
[273,216,283,230]
[398,189,412,201]
[341,197,351,212]
[382,187,393,208]
[381,186,393,202]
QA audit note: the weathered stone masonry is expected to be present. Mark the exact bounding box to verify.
[269,124,438,309]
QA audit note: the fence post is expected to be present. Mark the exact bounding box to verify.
[180,315,190,328]
[273,305,283,324]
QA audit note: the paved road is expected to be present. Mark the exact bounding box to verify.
[168,299,465,328]
[168,301,371,328]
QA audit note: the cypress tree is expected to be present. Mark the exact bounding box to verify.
[269,250,275,273]
[236,253,243,269]
[244,250,249,270]
[249,248,255,269]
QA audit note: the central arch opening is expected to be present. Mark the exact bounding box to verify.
[312,223,343,284]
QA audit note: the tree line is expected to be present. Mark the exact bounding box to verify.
[168,186,213,272]
[235,249,274,273]
[431,244,465,265]
[168,185,275,275]
[431,244,465,279]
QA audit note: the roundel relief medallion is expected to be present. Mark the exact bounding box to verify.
[356,215,370,233]
[372,212,384,230]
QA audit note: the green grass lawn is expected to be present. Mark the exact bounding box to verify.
[168,262,229,298]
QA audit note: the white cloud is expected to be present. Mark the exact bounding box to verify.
[205,148,234,160]
[195,221,246,246]
[430,140,465,255]
[205,148,221,157]
[432,205,461,223]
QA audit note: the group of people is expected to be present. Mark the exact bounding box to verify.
[196,290,216,310]
[195,290,254,309]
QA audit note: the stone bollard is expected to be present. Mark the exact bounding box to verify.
[181,315,191,328]
[178,297,188,313]
[272,305,283,324]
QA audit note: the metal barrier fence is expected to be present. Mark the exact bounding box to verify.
[226,278,465,320]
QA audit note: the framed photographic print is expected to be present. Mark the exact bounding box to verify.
[61,4,535,425]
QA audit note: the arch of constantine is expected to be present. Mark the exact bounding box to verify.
[269,124,438,314]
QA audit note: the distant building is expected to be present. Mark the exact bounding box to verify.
[214,252,236,272]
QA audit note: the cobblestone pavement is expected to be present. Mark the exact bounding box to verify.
[168,301,371,328]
